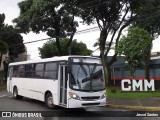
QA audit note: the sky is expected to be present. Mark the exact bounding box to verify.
[0,0,160,60]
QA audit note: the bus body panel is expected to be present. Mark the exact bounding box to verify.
[67,89,106,108]
[68,97,106,108]
[10,77,59,105]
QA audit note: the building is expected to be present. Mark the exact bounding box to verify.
[109,52,160,89]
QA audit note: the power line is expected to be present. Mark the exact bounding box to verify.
[9,26,100,48]
[75,27,99,34]
[24,38,52,44]
[9,38,51,48]
[76,27,98,33]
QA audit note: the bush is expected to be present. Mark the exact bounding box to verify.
[111,89,117,93]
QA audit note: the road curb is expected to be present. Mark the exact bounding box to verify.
[106,104,160,111]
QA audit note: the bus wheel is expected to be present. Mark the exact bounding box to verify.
[45,92,55,109]
[13,87,23,99]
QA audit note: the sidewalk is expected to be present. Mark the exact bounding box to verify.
[106,97,160,111]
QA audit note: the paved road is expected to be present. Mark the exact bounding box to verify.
[0,90,159,120]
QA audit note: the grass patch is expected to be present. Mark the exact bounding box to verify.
[0,82,6,90]
[107,86,160,98]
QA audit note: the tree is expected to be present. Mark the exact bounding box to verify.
[132,0,160,80]
[64,0,139,85]
[39,38,92,58]
[116,27,152,78]
[0,25,25,62]
[134,0,160,38]
[0,13,25,82]
[0,14,8,64]
[3,60,8,82]
[0,14,25,62]
[13,0,78,56]
[0,39,8,67]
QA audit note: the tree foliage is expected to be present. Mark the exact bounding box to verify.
[132,0,160,79]
[0,14,8,56]
[0,13,25,62]
[134,0,160,38]
[116,27,152,78]
[39,38,92,58]
[0,39,8,67]
[0,39,8,54]
[13,0,78,55]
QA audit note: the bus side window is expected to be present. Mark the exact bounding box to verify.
[19,65,24,77]
[13,66,19,77]
[25,64,34,78]
[44,62,58,79]
[34,63,44,78]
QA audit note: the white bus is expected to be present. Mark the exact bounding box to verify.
[7,56,106,108]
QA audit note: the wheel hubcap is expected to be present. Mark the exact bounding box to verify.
[14,90,17,97]
[48,96,53,107]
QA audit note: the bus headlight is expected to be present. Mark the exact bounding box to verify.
[101,93,106,99]
[69,91,80,100]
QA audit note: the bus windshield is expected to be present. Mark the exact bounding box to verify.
[70,63,106,91]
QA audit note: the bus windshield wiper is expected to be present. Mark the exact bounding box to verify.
[91,63,97,75]
[79,63,88,77]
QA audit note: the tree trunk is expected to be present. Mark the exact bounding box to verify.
[144,45,151,80]
[145,66,150,80]
[133,67,136,79]
[3,60,8,82]
[101,53,108,86]
[0,52,2,67]
[55,37,62,55]
[99,28,108,86]
[129,62,134,79]
[64,33,75,55]
[145,51,150,80]
[105,64,111,85]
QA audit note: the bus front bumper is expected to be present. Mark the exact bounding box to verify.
[67,98,106,108]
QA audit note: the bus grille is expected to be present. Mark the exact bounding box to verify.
[82,103,100,106]
[81,96,100,101]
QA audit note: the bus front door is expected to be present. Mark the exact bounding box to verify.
[59,65,67,106]
[7,68,13,92]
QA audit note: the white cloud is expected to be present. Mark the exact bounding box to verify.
[0,0,22,25]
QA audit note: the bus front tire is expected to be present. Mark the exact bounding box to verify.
[45,92,55,109]
[13,87,23,99]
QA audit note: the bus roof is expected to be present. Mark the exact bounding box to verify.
[9,55,99,66]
